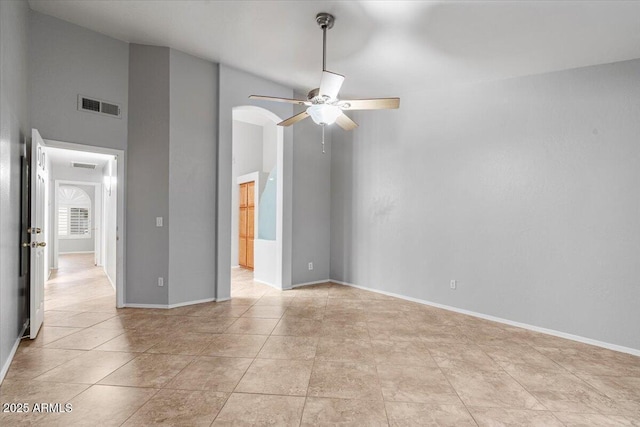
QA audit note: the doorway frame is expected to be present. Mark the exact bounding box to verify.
[52,180,102,269]
[43,138,126,308]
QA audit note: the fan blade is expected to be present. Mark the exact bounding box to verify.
[319,71,345,100]
[249,95,309,105]
[335,113,358,131]
[278,111,309,127]
[340,98,400,110]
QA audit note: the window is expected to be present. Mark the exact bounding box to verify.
[57,186,92,239]
[58,206,90,238]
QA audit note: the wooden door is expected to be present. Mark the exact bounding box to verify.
[239,181,255,269]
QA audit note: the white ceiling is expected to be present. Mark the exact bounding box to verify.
[28,1,640,97]
[46,146,111,169]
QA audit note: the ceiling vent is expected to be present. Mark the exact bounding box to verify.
[78,94,122,119]
[71,162,97,170]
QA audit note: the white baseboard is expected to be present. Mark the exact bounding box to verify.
[168,298,216,309]
[123,303,168,309]
[123,297,216,310]
[253,278,282,290]
[291,279,331,288]
[331,280,640,357]
[104,267,116,291]
[0,321,29,384]
[216,297,231,302]
[231,265,240,269]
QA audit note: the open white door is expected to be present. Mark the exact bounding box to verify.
[29,129,47,339]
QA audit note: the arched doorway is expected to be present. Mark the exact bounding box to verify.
[218,105,289,299]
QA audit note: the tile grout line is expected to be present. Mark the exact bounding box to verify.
[362,311,392,426]
[420,331,480,427]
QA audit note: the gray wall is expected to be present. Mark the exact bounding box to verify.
[0,0,30,380]
[0,1,30,375]
[218,65,294,297]
[291,96,332,285]
[29,11,128,151]
[331,59,640,351]
[168,49,218,305]
[231,120,264,267]
[127,44,170,305]
[29,11,128,300]
[262,122,277,173]
[58,184,95,254]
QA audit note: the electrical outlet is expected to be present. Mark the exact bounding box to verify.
[308,262,313,271]
[450,280,456,290]
[158,277,164,287]
[156,217,163,227]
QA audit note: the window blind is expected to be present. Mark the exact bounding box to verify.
[58,207,69,236]
[58,206,90,237]
[70,207,90,236]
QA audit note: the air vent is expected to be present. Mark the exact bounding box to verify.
[78,94,122,119]
[100,102,120,116]
[82,97,100,112]
[71,162,97,170]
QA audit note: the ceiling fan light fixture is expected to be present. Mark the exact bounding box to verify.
[306,104,341,125]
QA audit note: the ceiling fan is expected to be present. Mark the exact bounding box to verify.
[249,12,400,132]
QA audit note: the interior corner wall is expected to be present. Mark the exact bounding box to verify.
[218,65,294,298]
[330,59,640,351]
[127,44,170,305]
[291,95,331,285]
[28,11,128,151]
[0,0,30,380]
[168,49,218,305]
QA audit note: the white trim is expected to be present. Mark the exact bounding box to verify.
[123,303,168,309]
[168,298,216,309]
[253,278,285,290]
[231,265,240,269]
[291,279,331,288]
[330,280,640,357]
[216,297,231,302]
[0,322,29,384]
[124,298,217,310]
[59,251,94,254]
[104,267,116,291]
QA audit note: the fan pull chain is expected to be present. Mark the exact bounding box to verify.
[321,124,326,154]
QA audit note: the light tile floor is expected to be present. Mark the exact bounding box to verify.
[1,254,639,426]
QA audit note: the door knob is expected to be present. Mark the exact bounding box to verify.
[23,242,46,248]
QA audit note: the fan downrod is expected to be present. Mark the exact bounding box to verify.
[316,13,334,29]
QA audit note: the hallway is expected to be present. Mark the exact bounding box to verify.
[45,253,116,313]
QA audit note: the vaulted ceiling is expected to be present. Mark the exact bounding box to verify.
[29,1,640,97]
